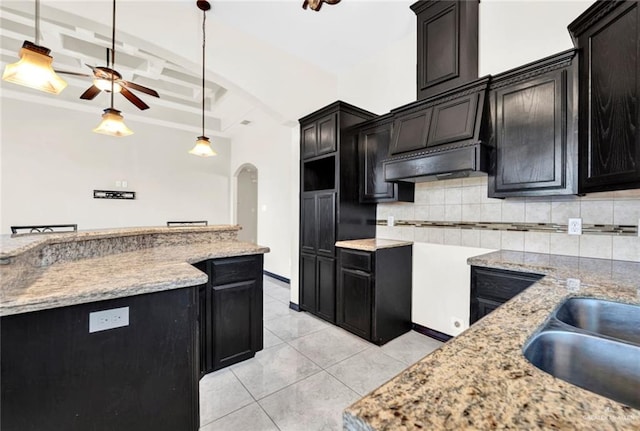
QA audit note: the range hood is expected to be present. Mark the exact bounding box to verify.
[383,77,490,183]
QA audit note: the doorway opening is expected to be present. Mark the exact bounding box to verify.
[234,164,258,243]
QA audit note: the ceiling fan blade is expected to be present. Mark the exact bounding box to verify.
[121,87,149,110]
[85,64,98,73]
[121,81,159,98]
[80,85,102,100]
[54,70,92,78]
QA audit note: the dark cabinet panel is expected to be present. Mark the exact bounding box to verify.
[569,1,640,192]
[337,246,412,345]
[300,252,317,312]
[301,195,317,253]
[489,50,578,197]
[390,108,432,155]
[337,267,372,340]
[1,287,199,431]
[316,256,336,323]
[470,266,543,324]
[301,123,317,159]
[427,93,478,147]
[411,0,479,100]
[316,192,336,255]
[317,114,337,155]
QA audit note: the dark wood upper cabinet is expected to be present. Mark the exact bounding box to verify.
[357,116,414,203]
[488,50,578,197]
[569,0,640,193]
[390,108,432,155]
[427,92,478,147]
[301,113,337,160]
[411,0,479,100]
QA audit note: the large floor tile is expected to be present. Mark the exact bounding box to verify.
[263,282,291,303]
[231,344,321,399]
[264,298,297,321]
[263,327,285,349]
[288,326,372,368]
[264,311,328,341]
[378,330,444,365]
[259,371,360,431]
[199,368,254,426]
[199,402,278,431]
[327,347,407,396]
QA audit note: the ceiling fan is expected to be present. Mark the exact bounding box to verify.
[56,0,159,110]
[302,0,341,11]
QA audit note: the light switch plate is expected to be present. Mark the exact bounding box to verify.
[387,216,395,227]
[89,307,129,333]
[568,218,582,235]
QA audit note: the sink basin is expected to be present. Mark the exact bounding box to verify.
[524,330,640,409]
[555,298,640,345]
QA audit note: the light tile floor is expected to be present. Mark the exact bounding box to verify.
[199,276,444,431]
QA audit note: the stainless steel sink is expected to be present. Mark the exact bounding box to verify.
[524,330,640,409]
[555,298,640,345]
[523,297,640,409]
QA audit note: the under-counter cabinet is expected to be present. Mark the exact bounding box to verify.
[488,50,579,197]
[355,115,414,203]
[195,254,263,375]
[299,101,377,324]
[336,240,412,345]
[1,287,199,431]
[470,266,543,324]
[569,0,640,193]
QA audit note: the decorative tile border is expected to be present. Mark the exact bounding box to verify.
[376,220,638,236]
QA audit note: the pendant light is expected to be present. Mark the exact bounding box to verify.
[2,0,67,94]
[189,0,216,157]
[93,0,133,137]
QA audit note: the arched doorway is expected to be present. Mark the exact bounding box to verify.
[235,164,258,243]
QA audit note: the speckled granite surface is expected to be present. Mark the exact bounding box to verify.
[335,238,413,252]
[344,250,640,430]
[0,227,268,317]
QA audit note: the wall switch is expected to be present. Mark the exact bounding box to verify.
[568,218,582,235]
[387,216,395,227]
[89,307,129,333]
[122,180,128,188]
[115,180,122,187]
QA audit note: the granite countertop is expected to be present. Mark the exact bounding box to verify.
[335,238,413,252]
[1,227,268,317]
[344,250,640,430]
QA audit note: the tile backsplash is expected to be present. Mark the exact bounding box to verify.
[376,175,640,262]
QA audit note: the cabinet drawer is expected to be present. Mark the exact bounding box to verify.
[472,267,543,302]
[340,250,372,272]
[210,255,260,286]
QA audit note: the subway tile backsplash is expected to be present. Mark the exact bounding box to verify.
[376,176,640,262]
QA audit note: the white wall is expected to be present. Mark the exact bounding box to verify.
[1,98,231,233]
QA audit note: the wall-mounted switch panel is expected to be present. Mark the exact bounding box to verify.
[568,218,582,235]
[89,307,129,333]
[387,216,395,227]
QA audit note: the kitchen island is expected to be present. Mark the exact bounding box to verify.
[344,250,640,430]
[0,226,269,431]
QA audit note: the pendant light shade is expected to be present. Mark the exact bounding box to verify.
[93,108,133,137]
[2,0,67,94]
[189,136,217,157]
[189,0,216,157]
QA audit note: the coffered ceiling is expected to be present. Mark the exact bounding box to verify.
[0,1,414,137]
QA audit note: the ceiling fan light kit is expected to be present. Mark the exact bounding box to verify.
[2,0,68,94]
[189,0,216,157]
[93,108,133,137]
[302,0,341,12]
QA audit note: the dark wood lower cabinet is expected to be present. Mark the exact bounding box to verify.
[198,254,263,375]
[0,287,199,431]
[470,266,543,324]
[337,245,412,345]
[300,252,336,323]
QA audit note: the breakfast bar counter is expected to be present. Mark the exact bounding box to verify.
[344,250,640,430]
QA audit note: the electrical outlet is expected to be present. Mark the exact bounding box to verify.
[89,307,129,333]
[568,218,582,235]
[387,215,395,227]
[566,278,581,292]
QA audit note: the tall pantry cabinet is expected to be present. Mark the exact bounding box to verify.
[299,101,377,323]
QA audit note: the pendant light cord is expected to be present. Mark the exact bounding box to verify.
[201,8,206,137]
[34,0,40,45]
[110,0,116,109]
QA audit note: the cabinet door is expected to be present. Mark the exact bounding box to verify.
[317,114,337,155]
[390,108,432,155]
[316,256,336,323]
[337,267,372,340]
[359,123,395,202]
[212,280,258,370]
[473,297,502,324]
[301,194,317,254]
[300,253,317,313]
[492,70,570,196]
[301,123,317,159]
[427,92,478,147]
[316,192,336,256]
[578,2,640,192]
